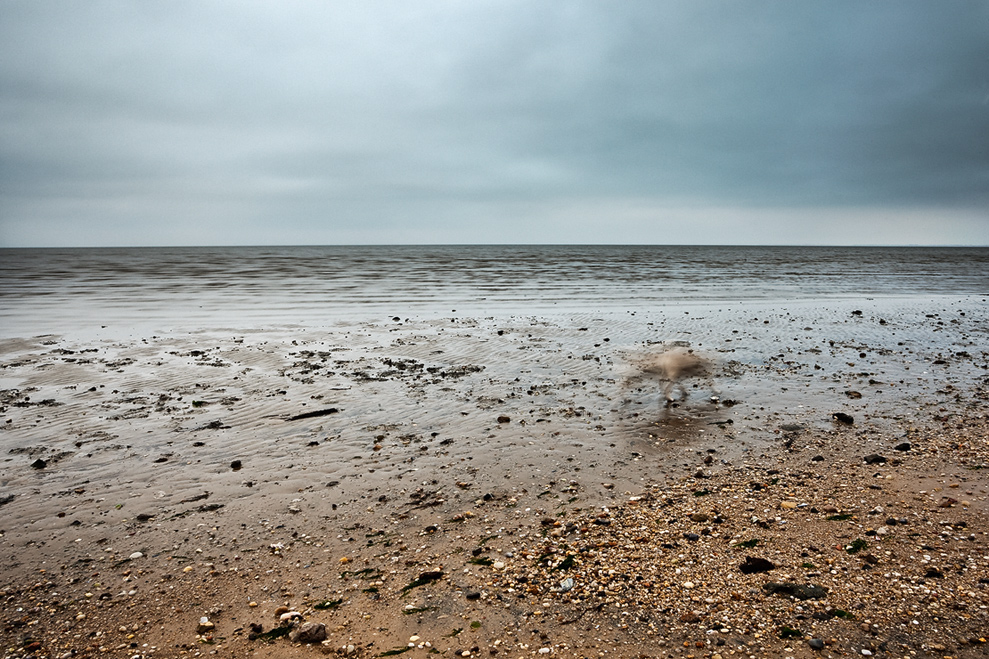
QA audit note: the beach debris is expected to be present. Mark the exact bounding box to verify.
[739,556,776,574]
[287,407,339,421]
[762,582,828,600]
[230,459,242,470]
[401,570,444,594]
[831,412,854,424]
[196,617,215,634]
[279,610,303,623]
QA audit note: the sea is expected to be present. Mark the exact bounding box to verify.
[1,245,987,339]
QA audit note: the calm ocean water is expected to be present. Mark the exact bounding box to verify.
[1,245,987,338]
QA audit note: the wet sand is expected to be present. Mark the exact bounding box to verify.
[2,299,988,658]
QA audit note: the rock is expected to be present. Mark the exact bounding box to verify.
[762,582,827,600]
[129,551,143,560]
[831,412,854,425]
[679,611,702,623]
[465,591,481,600]
[496,415,511,424]
[31,458,47,469]
[893,442,911,451]
[230,460,242,470]
[808,638,825,650]
[863,454,887,464]
[197,617,215,634]
[689,513,709,522]
[290,622,327,644]
[739,557,776,574]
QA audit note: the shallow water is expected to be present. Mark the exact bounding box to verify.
[1,245,987,338]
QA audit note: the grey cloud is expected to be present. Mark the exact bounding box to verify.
[1,0,987,246]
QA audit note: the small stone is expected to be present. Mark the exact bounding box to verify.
[230,460,242,470]
[280,610,303,622]
[780,501,798,509]
[682,581,695,589]
[832,412,854,425]
[290,621,327,644]
[492,561,505,569]
[863,453,887,465]
[496,415,511,424]
[808,638,825,650]
[689,513,709,522]
[31,458,47,469]
[129,551,143,560]
[893,442,911,451]
[197,618,215,634]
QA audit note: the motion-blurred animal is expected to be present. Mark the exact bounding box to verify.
[633,347,718,406]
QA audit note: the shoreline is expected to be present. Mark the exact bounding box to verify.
[2,304,987,658]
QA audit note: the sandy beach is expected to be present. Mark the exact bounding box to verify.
[2,300,988,659]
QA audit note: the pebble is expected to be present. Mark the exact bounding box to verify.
[808,638,825,650]
[290,621,327,644]
[129,551,143,560]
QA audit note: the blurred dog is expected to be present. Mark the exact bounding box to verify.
[631,347,718,406]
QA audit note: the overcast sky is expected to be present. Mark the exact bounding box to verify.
[1,1,987,247]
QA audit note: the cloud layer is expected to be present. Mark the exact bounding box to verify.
[2,1,987,246]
